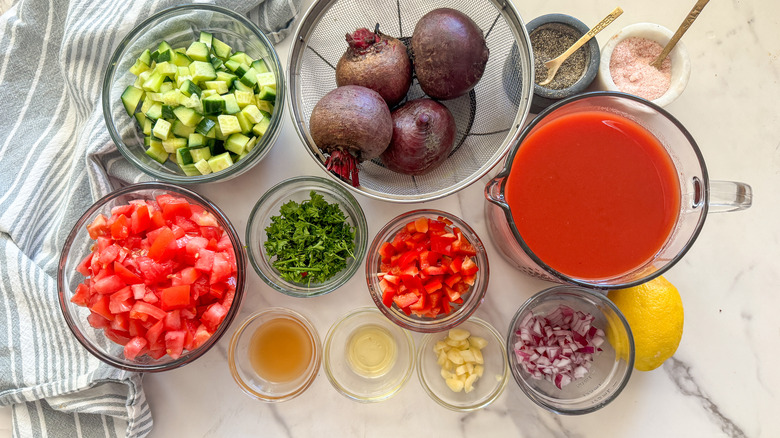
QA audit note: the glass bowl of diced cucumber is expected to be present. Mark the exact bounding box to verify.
[103,4,284,183]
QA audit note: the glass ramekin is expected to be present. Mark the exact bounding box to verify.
[366,209,489,333]
[246,176,368,297]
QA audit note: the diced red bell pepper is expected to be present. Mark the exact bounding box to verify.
[392,292,419,310]
[382,289,396,307]
[378,242,396,261]
[461,256,478,276]
[414,217,429,234]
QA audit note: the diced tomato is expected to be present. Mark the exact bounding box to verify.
[195,248,214,272]
[71,283,91,306]
[111,312,130,331]
[114,261,142,284]
[87,214,109,239]
[210,252,232,284]
[110,215,129,240]
[129,301,167,322]
[164,309,182,330]
[123,336,148,360]
[87,312,111,329]
[76,253,93,277]
[93,275,125,295]
[161,285,191,311]
[105,328,131,346]
[109,286,134,314]
[150,210,166,229]
[148,227,175,261]
[146,319,165,346]
[128,319,145,338]
[191,324,211,350]
[98,244,121,266]
[191,210,219,227]
[130,204,151,234]
[201,302,227,332]
[164,330,186,359]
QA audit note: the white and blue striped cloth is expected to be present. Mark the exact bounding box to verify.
[0,0,299,436]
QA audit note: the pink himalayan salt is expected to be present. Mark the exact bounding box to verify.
[609,37,672,101]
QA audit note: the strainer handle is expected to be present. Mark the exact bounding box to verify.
[485,176,509,209]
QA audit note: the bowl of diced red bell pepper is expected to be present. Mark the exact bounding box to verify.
[57,182,245,372]
[366,210,489,333]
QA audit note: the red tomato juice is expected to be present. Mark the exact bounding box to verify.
[505,110,680,280]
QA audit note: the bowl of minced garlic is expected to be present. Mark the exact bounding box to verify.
[596,23,691,107]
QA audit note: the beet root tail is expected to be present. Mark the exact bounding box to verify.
[324,149,360,187]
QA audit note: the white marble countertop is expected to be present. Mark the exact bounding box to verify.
[3,0,779,436]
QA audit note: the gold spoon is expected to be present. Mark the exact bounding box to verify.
[538,7,624,86]
[650,0,710,69]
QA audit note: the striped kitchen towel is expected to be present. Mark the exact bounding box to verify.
[0,0,299,437]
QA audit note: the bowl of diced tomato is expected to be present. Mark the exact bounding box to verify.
[366,210,489,333]
[57,182,245,372]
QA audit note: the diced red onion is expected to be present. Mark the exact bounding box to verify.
[514,304,605,389]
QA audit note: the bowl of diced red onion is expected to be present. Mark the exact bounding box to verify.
[505,285,635,415]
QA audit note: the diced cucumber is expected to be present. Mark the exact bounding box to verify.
[186,41,210,62]
[146,141,168,164]
[251,59,269,74]
[162,137,187,153]
[234,90,254,108]
[215,71,237,87]
[229,52,253,66]
[179,79,202,98]
[173,106,203,127]
[153,49,172,63]
[234,111,253,134]
[189,61,217,83]
[204,80,229,95]
[199,32,213,49]
[194,159,212,175]
[256,72,276,89]
[240,67,258,87]
[203,95,226,115]
[233,80,254,93]
[258,85,276,101]
[195,117,216,136]
[179,163,201,176]
[241,104,263,124]
[154,61,177,78]
[161,89,185,106]
[138,49,152,66]
[145,102,162,121]
[129,59,150,76]
[224,59,240,72]
[210,57,224,70]
[176,147,194,165]
[190,146,212,162]
[161,104,176,120]
[157,41,173,54]
[142,71,165,92]
[234,63,251,78]
[153,118,172,140]
[211,37,232,60]
[172,120,195,138]
[256,100,274,115]
[159,82,174,93]
[201,89,218,99]
[207,152,233,172]
[140,96,154,114]
[171,51,192,67]
[214,123,227,140]
[121,86,144,115]
[134,111,147,126]
[225,133,250,154]
[188,133,206,148]
[253,118,271,137]
[143,118,152,136]
[222,94,240,114]
[208,139,225,156]
[245,136,258,152]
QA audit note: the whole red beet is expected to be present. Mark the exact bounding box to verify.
[381,99,457,175]
[336,28,412,108]
[309,85,393,186]
[412,8,489,100]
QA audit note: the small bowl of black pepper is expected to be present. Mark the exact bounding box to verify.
[526,14,601,113]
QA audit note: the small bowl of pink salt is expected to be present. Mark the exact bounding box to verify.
[596,23,691,107]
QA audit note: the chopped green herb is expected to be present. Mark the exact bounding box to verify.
[264,191,355,284]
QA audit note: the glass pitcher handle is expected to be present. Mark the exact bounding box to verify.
[485,176,509,209]
[708,180,752,213]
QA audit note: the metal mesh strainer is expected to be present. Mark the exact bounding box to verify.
[287,0,534,202]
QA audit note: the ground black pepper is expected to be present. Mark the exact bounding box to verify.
[531,24,588,90]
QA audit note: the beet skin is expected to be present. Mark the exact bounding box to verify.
[411,8,489,100]
[381,99,456,175]
[336,28,412,108]
[309,85,393,186]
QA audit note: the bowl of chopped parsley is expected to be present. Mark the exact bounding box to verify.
[246,176,368,297]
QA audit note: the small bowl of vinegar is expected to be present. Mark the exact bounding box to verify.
[228,307,321,402]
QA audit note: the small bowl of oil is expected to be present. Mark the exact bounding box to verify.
[228,307,321,402]
[323,307,415,402]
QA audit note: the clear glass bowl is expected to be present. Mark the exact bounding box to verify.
[246,176,368,297]
[228,308,321,402]
[102,4,285,183]
[417,317,508,411]
[506,286,635,414]
[323,307,415,402]
[57,182,246,372]
[366,209,489,333]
